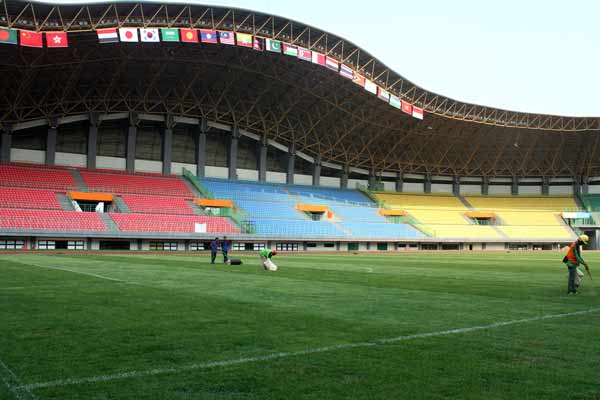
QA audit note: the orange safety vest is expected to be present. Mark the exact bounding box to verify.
[566,241,580,265]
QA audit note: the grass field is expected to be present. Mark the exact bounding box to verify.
[1,252,600,400]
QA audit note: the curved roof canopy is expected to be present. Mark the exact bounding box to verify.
[1,0,599,177]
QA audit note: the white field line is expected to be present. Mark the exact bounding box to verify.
[0,358,38,400]
[18,307,600,391]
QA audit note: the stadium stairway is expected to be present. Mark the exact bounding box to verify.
[99,213,120,232]
[489,224,510,239]
[69,169,88,191]
[56,193,75,211]
[180,176,203,197]
[187,200,207,216]
[113,196,131,213]
[457,194,474,209]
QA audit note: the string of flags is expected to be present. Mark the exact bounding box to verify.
[0,26,425,120]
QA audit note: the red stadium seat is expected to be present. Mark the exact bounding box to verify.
[0,209,107,231]
[109,213,238,233]
[0,164,76,190]
[0,188,62,210]
[120,194,195,215]
[81,171,193,196]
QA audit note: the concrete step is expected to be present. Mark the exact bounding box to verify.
[56,193,75,211]
[99,213,119,232]
[69,169,88,191]
[188,200,207,216]
[113,196,131,213]
[457,194,473,209]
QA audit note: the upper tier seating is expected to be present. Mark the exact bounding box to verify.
[120,194,194,215]
[0,188,61,210]
[0,164,76,190]
[464,196,578,211]
[0,209,106,231]
[109,213,238,233]
[288,186,371,205]
[81,171,193,197]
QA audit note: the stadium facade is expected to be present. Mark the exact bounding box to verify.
[0,0,599,252]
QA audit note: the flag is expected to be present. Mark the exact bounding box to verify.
[19,30,43,48]
[389,95,401,109]
[297,47,312,61]
[200,29,217,43]
[96,28,118,43]
[412,106,424,120]
[339,64,353,79]
[266,38,281,53]
[325,56,339,71]
[377,87,390,102]
[140,28,160,43]
[45,31,68,48]
[160,28,179,42]
[0,28,18,45]
[311,51,325,66]
[352,73,366,86]
[236,32,252,47]
[283,44,298,56]
[219,31,235,45]
[180,29,198,43]
[119,28,138,42]
[401,100,413,115]
[364,79,377,95]
[253,36,264,51]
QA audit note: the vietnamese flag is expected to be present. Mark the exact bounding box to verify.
[180,29,198,43]
[46,31,68,48]
[20,30,43,48]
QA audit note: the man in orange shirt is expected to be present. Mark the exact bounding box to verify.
[564,234,591,295]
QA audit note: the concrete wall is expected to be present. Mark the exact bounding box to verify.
[588,184,600,194]
[237,168,259,181]
[56,152,87,167]
[382,181,396,191]
[266,171,286,183]
[205,166,228,179]
[320,176,341,188]
[135,159,163,173]
[519,185,542,195]
[11,148,45,164]
[294,174,312,185]
[171,162,196,175]
[549,185,573,195]
[347,179,368,189]
[403,182,424,192]
[431,183,452,193]
[488,185,511,195]
[97,156,126,170]
[486,243,505,251]
[305,242,338,252]
[460,184,481,194]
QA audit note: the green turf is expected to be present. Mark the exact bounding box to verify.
[1,252,599,399]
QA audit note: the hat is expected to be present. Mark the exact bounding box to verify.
[579,234,590,245]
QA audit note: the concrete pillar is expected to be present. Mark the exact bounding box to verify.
[368,168,376,190]
[312,155,321,186]
[511,176,519,196]
[582,177,589,196]
[162,116,173,175]
[395,171,404,192]
[228,126,239,180]
[196,119,207,178]
[573,176,581,196]
[340,166,349,189]
[46,122,57,166]
[482,177,489,195]
[87,114,98,169]
[1,125,12,162]
[542,176,549,196]
[258,136,267,182]
[286,145,295,185]
[452,175,460,196]
[424,174,432,193]
[126,114,139,173]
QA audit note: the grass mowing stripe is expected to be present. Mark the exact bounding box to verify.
[19,306,600,391]
[0,358,38,400]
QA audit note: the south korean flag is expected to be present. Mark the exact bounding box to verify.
[140,28,160,43]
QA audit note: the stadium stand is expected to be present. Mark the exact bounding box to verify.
[120,194,195,215]
[0,164,76,190]
[0,188,62,210]
[109,213,238,233]
[0,209,106,231]
[81,171,193,197]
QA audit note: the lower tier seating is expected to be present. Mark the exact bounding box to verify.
[0,209,106,231]
[0,164,76,190]
[120,194,194,215]
[248,219,345,237]
[109,213,238,233]
[0,188,62,209]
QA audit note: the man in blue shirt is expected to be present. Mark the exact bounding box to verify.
[221,236,230,263]
[210,237,219,264]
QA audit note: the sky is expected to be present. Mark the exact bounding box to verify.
[36,0,600,116]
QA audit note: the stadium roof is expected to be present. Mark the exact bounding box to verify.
[1,0,599,178]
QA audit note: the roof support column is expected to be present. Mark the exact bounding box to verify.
[286,144,295,185]
[312,155,321,187]
[1,124,12,163]
[126,113,139,173]
[573,176,582,197]
[452,175,460,196]
[482,177,489,195]
[424,174,431,193]
[228,125,239,180]
[258,136,267,182]
[582,177,589,196]
[46,119,58,166]
[395,171,404,192]
[196,119,207,178]
[87,113,98,170]
[340,166,349,189]
[542,177,549,196]
[511,176,519,196]
[162,115,173,175]
[368,168,377,190]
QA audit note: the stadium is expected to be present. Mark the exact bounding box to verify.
[1,1,600,399]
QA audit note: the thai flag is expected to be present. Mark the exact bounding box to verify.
[339,64,353,79]
[218,31,235,45]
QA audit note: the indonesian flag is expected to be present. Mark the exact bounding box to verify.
[311,51,325,66]
[325,56,339,71]
[180,29,198,43]
[45,31,68,48]
[352,73,366,86]
[412,106,424,120]
[19,30,43,48]
[236,32,252,47]
[401,100,413,115]
[140,28,160,43]
[119,28,138,42]
[96,28,118,43]
[364,79,378,95]
[297,48,312,62]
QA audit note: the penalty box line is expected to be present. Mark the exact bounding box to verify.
[0,358,38,400]
[19,306,600,391]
